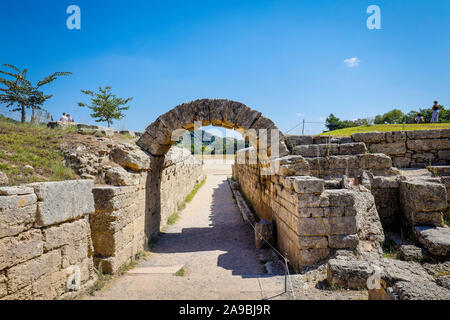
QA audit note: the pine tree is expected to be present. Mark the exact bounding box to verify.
[78,86,132,128]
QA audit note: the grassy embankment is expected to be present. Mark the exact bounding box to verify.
[0,116,76,185]
[319,123,450,136]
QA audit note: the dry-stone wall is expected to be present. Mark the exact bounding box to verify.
[234,129,450,274]
[0,180,96,300]
[91,147,203,274]
[350,129,450,168]
[233,148,385,271]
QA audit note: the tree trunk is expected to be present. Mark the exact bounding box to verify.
[21,105,26,123]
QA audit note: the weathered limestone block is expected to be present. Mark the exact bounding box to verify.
[295,248,330,269]
[359,153,392,170]
[328,234,359,249]
[399,244,425,261]
[297,217,329,236]
[293,143,367,157]
[352,131,385,143]
[437,275,450,289]
[327,258,372,289]
[61,236,92,268]
[399,180,447,226]
[438,150,450,161]
[414,226,450,258]
[136,131,171,156]
[385,131,406,143]
[285,135,313,150]
[0,186,34,196]
[368,142,406,156]
[298,236,328,249]
[6,249,61,293]
[407,129,441,140]
[31,180,95,227]
[292,176,324,194]
[42,217,91,251]
[0,193,37,238]
[275,155,310,176]
[352,191,384,243]
[328,216,357,235]
[104,166,140,186]
[379,258,434,286]
[406,139,445,152]
[389,281,450,300]
[110,143,151,172]
[0,229,43,270]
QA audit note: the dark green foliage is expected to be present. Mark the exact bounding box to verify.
[0,63,71,123]
[78,86,132,128]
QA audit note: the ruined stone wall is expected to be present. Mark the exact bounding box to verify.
[233,149,384,271]
[0,180,96,300]
[90,147,203,274]
[351,129,450,168]
[159,148,204,225]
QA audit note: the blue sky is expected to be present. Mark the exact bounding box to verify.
[1,0,449,134]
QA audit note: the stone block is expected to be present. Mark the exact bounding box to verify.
[297,218,329,236]
[351,131,385,143]
[327,258,372,289]
[368,142,406,156]
[285,135,313,149]
[43,217,91,251]
[298,236,328,249]
[0,194,37,239]
[328,234,359,249]
[328,216,357,235]
[6,250,61,293]
[254,219,273,249]
[407,130,441,140]
[292,176,324,194]
[414,226,450,258]
[385,131,406,143]
[0,186,34,196]
[0,229,43,270]
[31,180,95,227]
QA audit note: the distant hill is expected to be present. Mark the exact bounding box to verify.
[174,130,249,154]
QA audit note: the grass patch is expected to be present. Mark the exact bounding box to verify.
[382,237,400,260]
[167,211,180,225]
[174,266,187,277]
[319,123,450,137]
[0,119,76,185]
[88,263,112,295]
[166,177,207,226]
[185,177,206,203]
[88,250,150,296]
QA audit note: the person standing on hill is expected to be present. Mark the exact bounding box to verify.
[431,101,440,123]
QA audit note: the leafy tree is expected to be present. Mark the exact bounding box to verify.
[78,86,132,128]
[374,109,404,124]
[0,64,71,123]
[325,114,344,131]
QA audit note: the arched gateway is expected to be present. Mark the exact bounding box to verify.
[136,98,289,158]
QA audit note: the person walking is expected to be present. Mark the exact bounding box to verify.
[431,101,440,123]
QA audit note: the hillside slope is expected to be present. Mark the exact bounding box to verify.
[320,123,450,136]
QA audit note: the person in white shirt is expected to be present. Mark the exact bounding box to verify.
[59,113,68,123]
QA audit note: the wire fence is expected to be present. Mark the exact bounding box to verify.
[227,178,297,300]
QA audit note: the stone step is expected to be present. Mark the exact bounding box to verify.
[293,143,367,157]
[428,166,450,177]
[286,135,354,149]
[414,226,450,258]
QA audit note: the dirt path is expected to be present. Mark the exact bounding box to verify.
[86,168,368,300]
[88,173,289,300]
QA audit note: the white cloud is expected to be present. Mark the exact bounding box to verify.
[344,57,361,67]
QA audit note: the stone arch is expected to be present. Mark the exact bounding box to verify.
[137,99,289,238]
[136,99,289,158]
